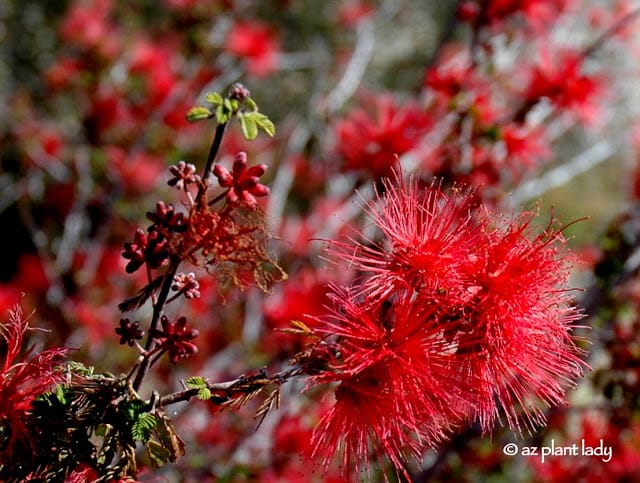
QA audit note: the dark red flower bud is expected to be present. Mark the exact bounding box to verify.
[115,318,144,346]
[122,228,147,273]
[229,82,251,101]
[168,161,201,190]
[172,272,201,299]
[147,201,188,233]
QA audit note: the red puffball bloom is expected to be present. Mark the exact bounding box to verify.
[331,177,485,307]
[458,213,587,433]
[308,287,468,479]
[307,176,587,478]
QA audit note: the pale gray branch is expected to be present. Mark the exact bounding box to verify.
[510,141,614,206]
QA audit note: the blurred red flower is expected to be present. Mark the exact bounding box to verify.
[225,21,280,77]
[525,49,602,123]
[334,94,434,179]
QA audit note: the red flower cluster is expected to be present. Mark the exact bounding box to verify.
[458,0,573,30]
[225,21,280,78]
[306,177,587,478]
[525,49,602,124]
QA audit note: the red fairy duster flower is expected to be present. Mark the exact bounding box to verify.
[0,305,68,464]
[502,123,552,168]
[459,213,587,433]
[331,177,485,306]
[485,0,573,29]
[306,176,587,477]
[308,287,472,478]
[525,49,602,124]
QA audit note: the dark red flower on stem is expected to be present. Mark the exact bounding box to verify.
[150,315,199,364]
[122,227,170,273]
[115,318,144,346]
[147,201,188,233]
[168,161,201,190]
[213,152,269,205]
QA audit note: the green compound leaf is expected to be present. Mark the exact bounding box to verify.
[185,376,212,400]
[132,412,157,442]
[123,399,150,421]
[185,376,207,389]
[197,387,212,400]
[65,361,95,377]
[186,106,212,122]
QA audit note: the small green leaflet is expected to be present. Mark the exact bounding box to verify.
[204,92,223,105]
[253,112,275,137]
[240,111,275,140]
[186,106,212,122]
[186,376,212,400]
[239,113,259,140]
[124,399,149,421]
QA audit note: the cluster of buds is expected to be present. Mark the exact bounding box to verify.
[150,315,199,364]
[213,151,269,205]
[121,227,169,273]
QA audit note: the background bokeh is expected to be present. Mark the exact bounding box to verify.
[2,0,640,481]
